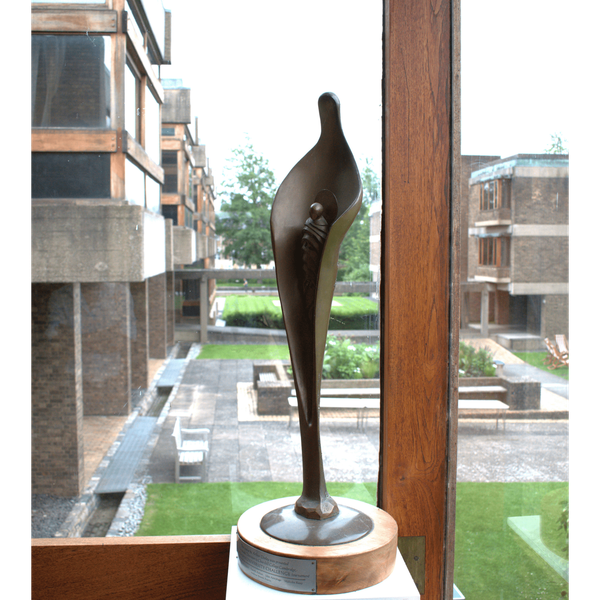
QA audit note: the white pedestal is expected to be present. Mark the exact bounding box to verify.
[226,527,420,599]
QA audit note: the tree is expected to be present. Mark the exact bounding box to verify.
[337,159,381,282]
[546,133,568,154]
[216,140,276,267]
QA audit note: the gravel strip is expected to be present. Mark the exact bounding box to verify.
[32,494,78,538]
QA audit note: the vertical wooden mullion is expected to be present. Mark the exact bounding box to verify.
[381,1,457,599]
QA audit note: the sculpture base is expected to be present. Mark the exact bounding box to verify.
[236,496,398,595]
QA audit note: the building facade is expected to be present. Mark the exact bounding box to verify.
[31,0,216,497]
[461,154,569,348]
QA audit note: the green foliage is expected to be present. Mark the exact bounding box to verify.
[220,295,378,331]
[337,159,380,282]
[546,133,568,155]
[322,335,380,380]
[216,139,276,266]
[459,341,497,377]
[540,487,569,559]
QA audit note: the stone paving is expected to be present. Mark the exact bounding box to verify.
[144,351,568,488]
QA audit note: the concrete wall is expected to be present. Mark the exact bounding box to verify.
[32,204,167,283]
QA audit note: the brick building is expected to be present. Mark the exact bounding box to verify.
[461,154,569,349]
[31,0,216,497]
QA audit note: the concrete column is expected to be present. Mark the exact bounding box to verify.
[32,283,84,497]
[81,283,132,416]
[148,273,167,358]
[460,290,469,328]
[200,276,208,344]
[480,287,489,338]
[130,280,149,391]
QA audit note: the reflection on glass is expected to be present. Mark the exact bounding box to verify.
[125,63,139,140]
[125,158,145,207]
[32,152,110,198]
[146,176,161,214]
[457,156,569,596]
[145,86,161,165]
[32,35,111,128]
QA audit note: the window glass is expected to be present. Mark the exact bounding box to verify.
[457,2,569,598]
[125,158,145,207]
[145,86,161,165]
[162,150,178,193]
[124,63,139,140]
[32,153,110,198]
[32,35,111,128]
[146,175,161,214]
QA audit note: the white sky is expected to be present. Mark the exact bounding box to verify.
[162,0,574,198]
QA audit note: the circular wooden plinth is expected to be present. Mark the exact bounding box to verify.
[236,496,398,595]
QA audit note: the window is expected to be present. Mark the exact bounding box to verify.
[125,158,146,207]
[125,61,141,140]
[478,236,510,267]
[162,150,178,193]
[32,153,110,199]
[145,86,161,165]
[479,179,510,210]
[31,35,111,128]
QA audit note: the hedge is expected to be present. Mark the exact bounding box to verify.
[221,295,378,330]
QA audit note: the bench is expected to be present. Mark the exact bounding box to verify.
[458,399,509,430]
[288,388,380,430]
[458,385,507,401]
[258,372,278,383]
[171,416,210,483]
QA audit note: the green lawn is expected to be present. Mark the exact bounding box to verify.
[513,351,569,380]
[196,344,290,360]
[137,481,568,599]
[136,482,376,536]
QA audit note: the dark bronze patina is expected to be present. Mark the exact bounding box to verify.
[268,92,364,531]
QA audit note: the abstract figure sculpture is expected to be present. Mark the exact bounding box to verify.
[235,93,397,594]
[270,92,363,523]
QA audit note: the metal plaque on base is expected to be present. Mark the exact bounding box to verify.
[236,497,398,595]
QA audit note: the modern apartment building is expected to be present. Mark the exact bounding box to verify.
[461,154,569,349]
[31,0,216,497]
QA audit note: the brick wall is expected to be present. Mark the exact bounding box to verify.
[148,273,167,358]
[511,237,569,283]
[541,294,569,339]
[130,280,149,390]
[32,283,84,497]
[512,176,569,225]
[166,271,175,346]
[81,283,132,416]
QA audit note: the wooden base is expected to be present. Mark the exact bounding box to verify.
[236,497,398,595]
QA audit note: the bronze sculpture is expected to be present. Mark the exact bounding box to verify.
[266,92,364,533]
[236,93,397,594]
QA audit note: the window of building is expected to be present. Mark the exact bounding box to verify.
[145,85,161,165]
[125,158,146,207]
[479,179,510,210]
[31,35,111,128]
[161,204,178,224]
[478,236,510,267]
[162,150,178,193]
[125,61,141,140]
[32,152,110,198]
[146,176,161,214]
[162,127,175,136]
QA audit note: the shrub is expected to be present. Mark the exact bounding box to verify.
[322,336,380,379]
[459,341,496,377]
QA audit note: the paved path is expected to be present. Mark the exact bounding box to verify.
[144,356,568,486]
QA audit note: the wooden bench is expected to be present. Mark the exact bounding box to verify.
[171,416,210,483]
[288,388,380,430]
[458,399,509,430]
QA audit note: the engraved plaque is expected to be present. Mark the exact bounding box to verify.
[237,534,317,593]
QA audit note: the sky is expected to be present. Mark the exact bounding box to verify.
[161,0,574,201]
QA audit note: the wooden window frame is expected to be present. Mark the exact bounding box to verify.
[32,2,460,599]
